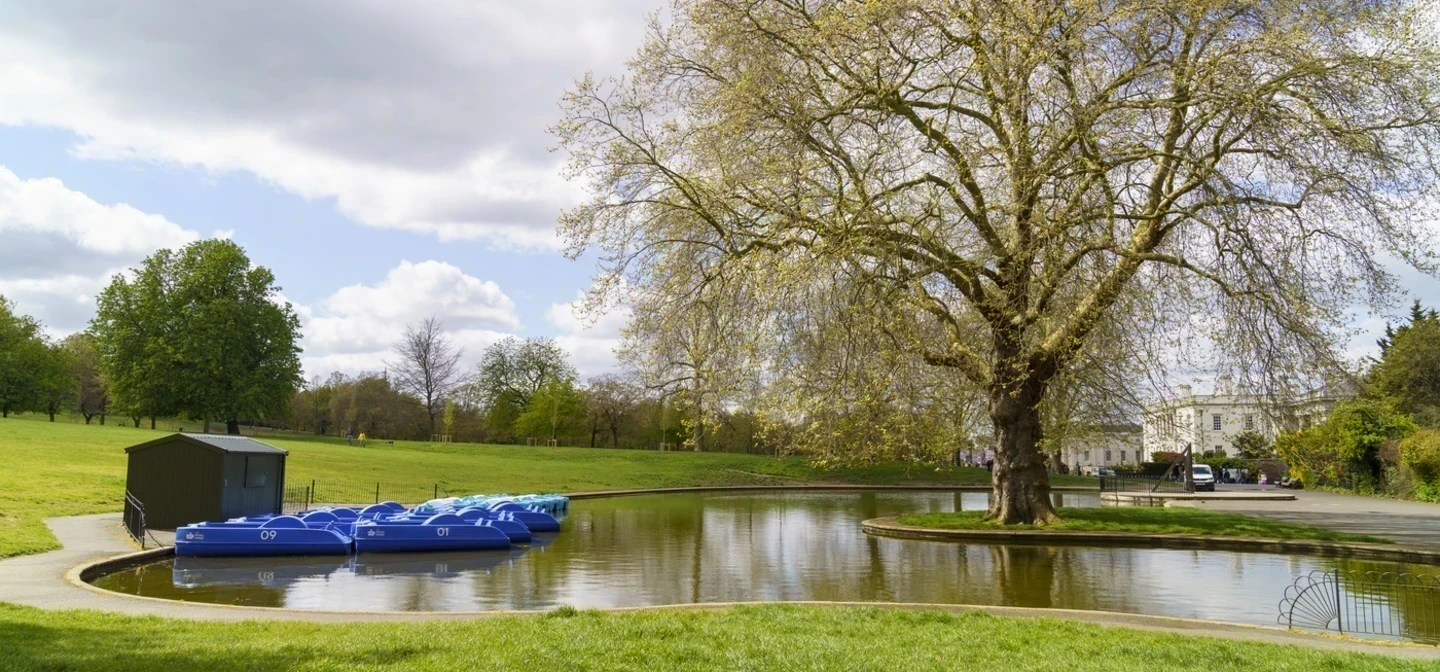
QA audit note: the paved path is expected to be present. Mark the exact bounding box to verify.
[1195,489,1440,550]
[1,514,1439,658]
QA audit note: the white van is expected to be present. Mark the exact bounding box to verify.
[1191,464,1216,492]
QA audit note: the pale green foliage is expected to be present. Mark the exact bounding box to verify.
[556,0,1440,522]
[1399,429,1440,484]
[515,378,586,440]
[1276,400,1416,488]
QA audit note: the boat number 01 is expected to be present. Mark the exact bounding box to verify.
[259,530,278,541]
[435,527,450,536]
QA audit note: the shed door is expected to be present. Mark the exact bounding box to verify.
[221,454,283,519]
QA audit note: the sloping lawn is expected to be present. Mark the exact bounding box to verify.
[897,507,1390,544]
[0,416,1093,558]
[0,603,1433,672]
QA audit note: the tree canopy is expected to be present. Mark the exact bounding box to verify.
[0,297,62,419]
[91,239,304,434]
[556,0,1440,523]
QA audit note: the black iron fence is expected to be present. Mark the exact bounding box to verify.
[122,490,148,549]
[282,480,455,514]
[1098,474,1190,493]
[1280,570,1440,643]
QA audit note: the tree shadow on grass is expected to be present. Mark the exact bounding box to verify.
[0,613,433,672]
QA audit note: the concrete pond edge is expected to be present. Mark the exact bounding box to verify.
[861,517,1440,563]
[60,546,1440,657]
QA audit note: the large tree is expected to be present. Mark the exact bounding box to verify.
[1370,303,1440,427]
[388,316,464,438]
[556,0,1440,523]
[93,240,304,434]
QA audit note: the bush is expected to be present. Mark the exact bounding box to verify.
[1275,400,1415,488]
[1400,429,1440,483]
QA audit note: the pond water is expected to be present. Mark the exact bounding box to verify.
[94,491,1430,631]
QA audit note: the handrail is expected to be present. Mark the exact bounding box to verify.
[122,490,147,550]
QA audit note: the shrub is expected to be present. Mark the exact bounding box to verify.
[1275,400,1415,488]
[1400,429,1440,483]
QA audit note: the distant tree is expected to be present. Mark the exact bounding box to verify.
[586,374,642,448]
[472,337,577,437]
[1276,400,1415,488]
[35,341,74,422]
[515,377,585,442]
[1377,301,1439,355]
[389,316,464,438]
[93,240,304,434]
[442,398,456,439]
[63,333,108,424]
[1370,306,1440,427]
[1232,431,1277,460]
[0,297,51,418]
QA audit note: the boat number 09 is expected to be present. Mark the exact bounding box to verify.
[435,528,449,537]
[259,530,278,541]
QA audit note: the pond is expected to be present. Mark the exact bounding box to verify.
[93,491,1430,632]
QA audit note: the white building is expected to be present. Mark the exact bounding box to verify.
[1060,424,1144,473]
[1142,377,1350,457]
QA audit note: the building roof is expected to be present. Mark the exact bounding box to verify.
[124,433,288,456]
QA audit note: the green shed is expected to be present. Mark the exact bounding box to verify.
[123,433,288,530]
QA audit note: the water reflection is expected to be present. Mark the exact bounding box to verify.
[93,491,1428,630]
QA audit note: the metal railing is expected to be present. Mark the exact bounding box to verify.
[1279,570,1440,643]
[282,480,454,514]
[122,491,148,549]
[1098,474,1190,493]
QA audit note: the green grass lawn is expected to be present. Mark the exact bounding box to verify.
[0,415,1093,558]
[896,507,1390,544]
[0,603,1432,672]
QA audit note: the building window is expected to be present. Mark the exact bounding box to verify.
[1215,445,1224,455]
[1245,414,1255,431]
[1084,450,1090,462]
[1212,415,1222,430]
[1105,450,1112,462]
[1120,451,1127,463]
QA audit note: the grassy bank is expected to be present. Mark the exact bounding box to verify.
[0,417,1092,558]
[0,603,1431,672]
[896,508,1389,544]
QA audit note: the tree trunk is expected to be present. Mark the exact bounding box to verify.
[3,409,9,418]
[150,417,156,430]
[132,416,141,428]
[226,419,241,435]
[203,419,211,433]
[611,426,619,448]
[48,405,56,422]
[986,383,1059,525]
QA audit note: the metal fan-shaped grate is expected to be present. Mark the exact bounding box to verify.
[1278,571,1340,632]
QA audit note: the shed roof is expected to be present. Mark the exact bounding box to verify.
[124,433,288,456]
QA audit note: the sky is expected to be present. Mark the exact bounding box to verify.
[0,1,1435,387]
[0,0,659,380]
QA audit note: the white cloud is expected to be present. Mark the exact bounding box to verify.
[546,293,630,377]
[298,260,521,378]
[0,1,659,248]
[0,165,199,333]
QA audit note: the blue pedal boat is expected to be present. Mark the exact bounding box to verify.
[482,504,561,533]
[350,513,510,553]
[454,508,532,543]
[175,515,353,557]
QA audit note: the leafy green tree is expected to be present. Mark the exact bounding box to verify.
[35,341,74,422]
[0,297,52,418]
[93,239,304,434]
[471,336,577,438]
[1370,305,1440,427]
[515,378,585,442]
[1231,431,1277,460]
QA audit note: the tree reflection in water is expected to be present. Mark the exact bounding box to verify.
[93,492,1415,631]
